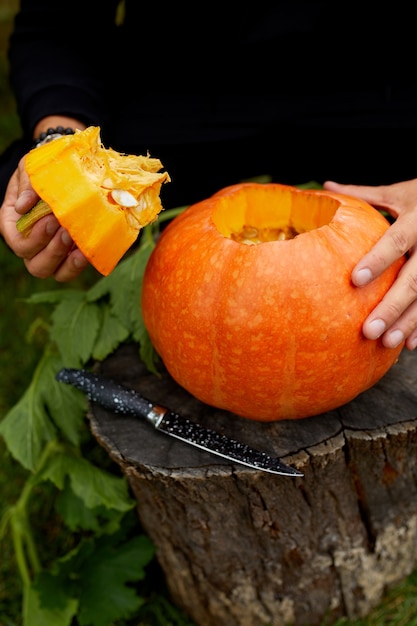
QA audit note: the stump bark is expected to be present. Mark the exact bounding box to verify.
[89,343,417,626]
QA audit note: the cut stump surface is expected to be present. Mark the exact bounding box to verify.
[89,343,417,626]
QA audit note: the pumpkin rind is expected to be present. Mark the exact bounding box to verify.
[141,182,406,422]
[24,126,170,275]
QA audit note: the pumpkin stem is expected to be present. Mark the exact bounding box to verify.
[16,200,53,237]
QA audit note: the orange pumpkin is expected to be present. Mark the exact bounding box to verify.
[141,182,406,422]
[20,126,170,275]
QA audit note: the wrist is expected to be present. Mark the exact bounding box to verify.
[32,116,86,143]
[32,126,76,148]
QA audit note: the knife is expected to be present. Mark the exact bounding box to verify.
[56,368,303,477]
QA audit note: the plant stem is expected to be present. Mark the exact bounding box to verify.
[6,439,63,587]
[10,506,35,587]
[16,200,53,237]
[159,206,188,223]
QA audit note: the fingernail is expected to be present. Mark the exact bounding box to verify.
[45,218,59,235]
[354,268,373,286]
[367,318,386,339]
[408,337,417,351]
[74,255,88,269]
[387,329,404,348]
[61,230,72,246]
[15,190,36,212]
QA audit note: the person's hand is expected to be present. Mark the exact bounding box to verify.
[0,154,89,282]
[323,179,417,351]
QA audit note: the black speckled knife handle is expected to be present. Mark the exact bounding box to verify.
[56,368,154,418]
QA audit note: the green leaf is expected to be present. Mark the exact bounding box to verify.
[96,242,154,336]
[122,243,160,370]
[39,450,134,513]
[77,534,154,626]
[0,351,59,471]
[91,309,130,361]
[0,388,55,472]
[50,294,102,367]
[138,325,161,375]
[0,351,87,470]
[32,522,154,626]
[47,371,87,446]
[111,242,156,351]
[296,180,323,189]
[86,241,157,367]
[21,289,86,306]
[23,581,78,626]
[56,483,116,532]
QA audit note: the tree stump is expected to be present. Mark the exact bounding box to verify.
[89,343,417,626]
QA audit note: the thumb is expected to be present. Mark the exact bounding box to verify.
[14,159,39,214]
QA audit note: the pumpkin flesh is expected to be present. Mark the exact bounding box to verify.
[141,183,406,422]
[22,126,170,275]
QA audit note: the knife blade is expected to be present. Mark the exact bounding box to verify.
[56,368,303,477]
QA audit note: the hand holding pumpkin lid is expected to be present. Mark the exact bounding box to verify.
[17,126,171,276]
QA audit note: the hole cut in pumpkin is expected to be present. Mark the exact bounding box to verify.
[212,184,340,243]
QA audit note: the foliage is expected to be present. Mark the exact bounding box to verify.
[0,209,192,626]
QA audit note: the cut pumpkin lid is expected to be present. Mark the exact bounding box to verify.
[20,126,171,276]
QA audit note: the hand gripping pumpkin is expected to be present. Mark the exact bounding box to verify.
[141,182,406,422]
[18,126,170,275]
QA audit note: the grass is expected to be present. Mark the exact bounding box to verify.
[1,4,417,626]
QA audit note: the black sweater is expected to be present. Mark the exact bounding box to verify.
[4,1,417,205]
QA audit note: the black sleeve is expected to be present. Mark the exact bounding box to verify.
[8,0,120,136]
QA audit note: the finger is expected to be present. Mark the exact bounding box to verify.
[11,213,61,258]
[405,326,417,351]
[23,227,83,279]
[15,189,40,214]
[380,296,417,350]
[53,249,90,282]
[15,158,39,214]
[323,180,392,209]
[361,256,417,346]
[352,214,417,287]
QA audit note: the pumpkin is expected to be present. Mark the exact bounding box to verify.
[141,182,406,422]
[19,126,170,276]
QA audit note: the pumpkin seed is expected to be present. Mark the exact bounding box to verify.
[231,224,300,244]
[110,188,138,208]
